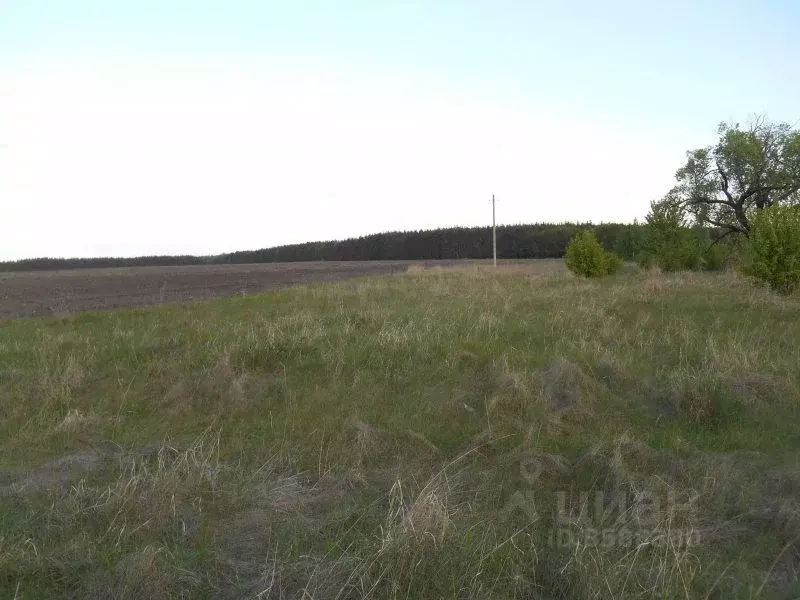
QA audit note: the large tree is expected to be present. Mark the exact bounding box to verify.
[668,116,800,238]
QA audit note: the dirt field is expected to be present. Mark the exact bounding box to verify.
[0,260,565,319]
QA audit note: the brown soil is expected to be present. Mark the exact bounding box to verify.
[0,260,564,320]
[0,261,416,319]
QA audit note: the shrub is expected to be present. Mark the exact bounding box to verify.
[699,237,744,271]
[699,241,728,271]
[565,231,623,277]
[641,230,703,272]
[637,198,704,272]
[741,204,800,295]
[612,220,647,261]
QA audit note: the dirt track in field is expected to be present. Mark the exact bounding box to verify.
[0,260,565,320]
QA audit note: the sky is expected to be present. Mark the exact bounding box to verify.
[1,1,798,260]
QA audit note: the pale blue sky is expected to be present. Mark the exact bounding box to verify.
[1,1,798,259]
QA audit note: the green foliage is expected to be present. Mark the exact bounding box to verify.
[637,196,742,272]
[699,241,731,271]
[668,116,800,237]
[612,218,647,263]
[565,231,623,277]
[638,197,704,271]
[699,236,744,271]
[741,204,800,294]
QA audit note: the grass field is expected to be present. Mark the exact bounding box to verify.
[0,261,560,320]
[1,262,799,598]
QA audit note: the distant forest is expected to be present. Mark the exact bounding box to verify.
[1,222,652,272]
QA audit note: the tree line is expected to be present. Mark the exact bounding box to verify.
[565,115,800,294]
[0,222,656,272]
[219,223,645,264]
[5,116,795,282]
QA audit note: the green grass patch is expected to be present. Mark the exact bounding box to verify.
[1,265,799,598]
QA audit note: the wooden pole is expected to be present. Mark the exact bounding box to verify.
[492,194,497,267]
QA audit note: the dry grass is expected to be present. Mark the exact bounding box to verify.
[0,264,798,598]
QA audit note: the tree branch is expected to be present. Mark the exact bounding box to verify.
[703,215,747,236]
[715,158,735,204]
[688,196,736,208]
[706,227,739,249]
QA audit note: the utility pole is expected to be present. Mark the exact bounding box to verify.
[492,194,497,267]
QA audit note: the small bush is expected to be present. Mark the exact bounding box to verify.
[565,231,623,277]
[637,225,705,272]
[741,204,800,295]
[699,241,729,271]
[637,197,705,272]
[644,234,702,271]
[699,235,746,271]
